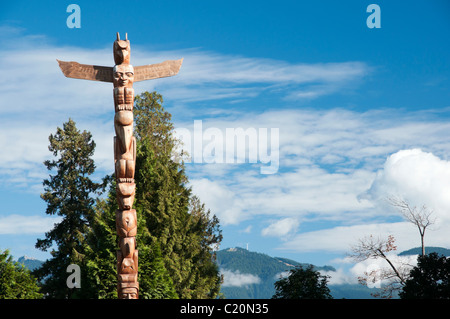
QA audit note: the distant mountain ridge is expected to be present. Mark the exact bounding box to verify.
[217,247,335,273]
[216,247,339,299]
[215,246,449,299]
[17,256,44,271]
[398,246,450,257]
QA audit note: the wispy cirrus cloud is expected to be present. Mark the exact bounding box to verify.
[186,106,450,227]
[0,214,61,235]
[3,26,450,261]
[144,49,369,103]
[0,26,372,194]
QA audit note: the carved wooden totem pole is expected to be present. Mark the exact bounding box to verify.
[57,33,182,299]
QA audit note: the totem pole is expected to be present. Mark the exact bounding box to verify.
[57,33,183,299]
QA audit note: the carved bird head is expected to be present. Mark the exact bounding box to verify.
[114,32,131,65]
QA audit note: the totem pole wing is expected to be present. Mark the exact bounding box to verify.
[134,58,183,82]
[57,60,114,82]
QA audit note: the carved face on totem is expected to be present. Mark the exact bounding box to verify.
[113,64,134,88]
[120,287,138,299]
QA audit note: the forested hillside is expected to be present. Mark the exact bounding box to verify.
[399,247,450,257]
[216,247,334,299]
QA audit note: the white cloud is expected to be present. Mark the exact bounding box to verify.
[220,269,261,287]
[261,218,299,238]
[348,253,418,288]
[240,226,252,233]
[320,268,358,286]
[319,254,419,287]
[0,214,61,235]
[279,222,415,254]
[274,271,291,280]
[190,178,244,225]
[182,106,450,222]
[280,218,450,255]
[277,150,450,255]
[363,148,450,224]
[182,107,450,256]
[147,48,369,103]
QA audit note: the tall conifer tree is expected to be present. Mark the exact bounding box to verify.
[34,119,103,298]
[93,91,222,298]
[133,91,223,298]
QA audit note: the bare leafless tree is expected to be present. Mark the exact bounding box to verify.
[387,196,436,256]
[350,235,401,279]
[349,197,437,298]
[349,234,409,298]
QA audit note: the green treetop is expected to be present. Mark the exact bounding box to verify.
[34,118,104,298]
[0,249,42,299]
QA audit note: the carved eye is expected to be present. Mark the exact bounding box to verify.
[126,72,133,77]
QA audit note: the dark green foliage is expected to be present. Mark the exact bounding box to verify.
[138,242,178,299]
[34,119,105,298]
[132,91,222,299]
[90,91,222,298]
[0,250,42,299]
[400,252,450,299]
[83,181,119,299]
[272,265,333,299]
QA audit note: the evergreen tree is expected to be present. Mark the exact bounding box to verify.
[92,175,179,299]
[139,242,178,299]
[132,91,223,298]
[400,252,450,299]
[178,196,222,298]
[0,250,42,299]
[272,265,332,299]
[34,119,104,298]
[88,91,222,298]
[84,177,119,298]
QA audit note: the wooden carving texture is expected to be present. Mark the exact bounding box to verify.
[113,33,139,299]
[57,33,182,299]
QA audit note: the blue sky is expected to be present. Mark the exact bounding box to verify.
[1,1,450,286]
